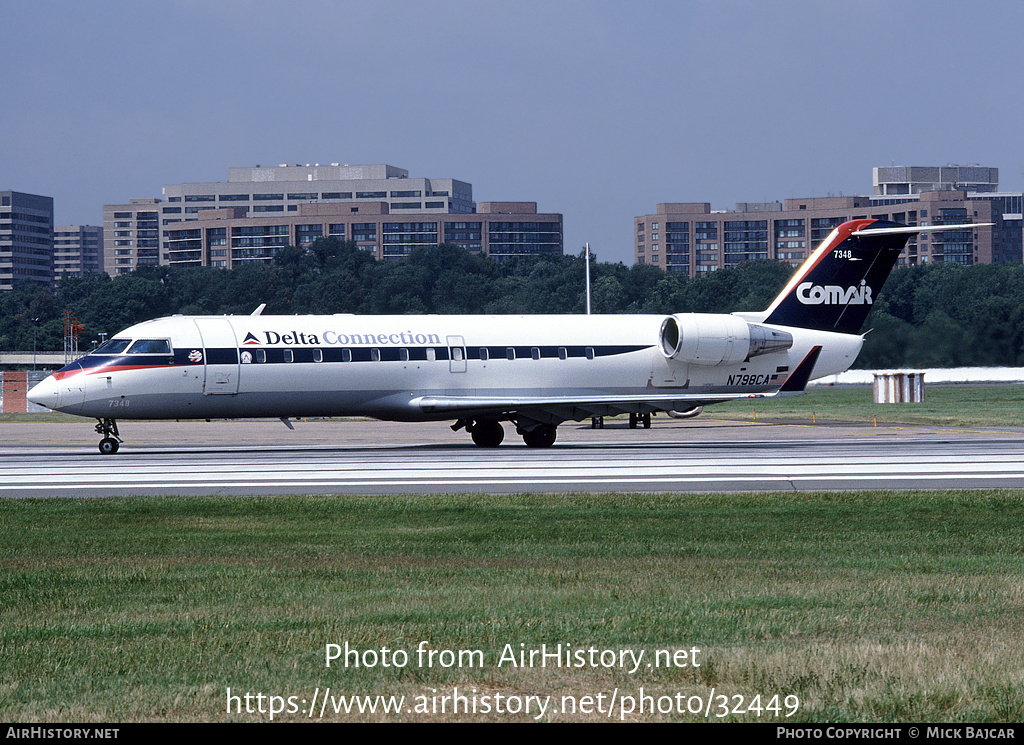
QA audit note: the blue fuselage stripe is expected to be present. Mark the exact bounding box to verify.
[61,344,652,373]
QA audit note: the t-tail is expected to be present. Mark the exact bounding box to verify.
[760,219,909,334]
[759,218,984,335]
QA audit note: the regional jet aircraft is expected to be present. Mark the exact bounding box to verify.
[28,219,978,453]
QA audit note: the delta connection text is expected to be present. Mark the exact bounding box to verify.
[325,641,701,675]
[255,329,442,346]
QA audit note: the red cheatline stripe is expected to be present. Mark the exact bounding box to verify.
[53,363,192,380]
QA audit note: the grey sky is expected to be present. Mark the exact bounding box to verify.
[3,0,1021,265]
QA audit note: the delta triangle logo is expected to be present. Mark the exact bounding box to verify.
[242,332,262,345]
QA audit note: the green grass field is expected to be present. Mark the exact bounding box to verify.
[709,382,1024,427]
[2,491,1023,722]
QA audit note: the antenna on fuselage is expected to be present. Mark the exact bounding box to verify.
[251,303,266,316]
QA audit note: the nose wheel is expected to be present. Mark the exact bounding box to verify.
[99,437,120,455]
[95,418,122,455]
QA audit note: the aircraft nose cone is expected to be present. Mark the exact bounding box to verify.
[27,375,60,411]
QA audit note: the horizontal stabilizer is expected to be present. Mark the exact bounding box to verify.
[852,223,992,237]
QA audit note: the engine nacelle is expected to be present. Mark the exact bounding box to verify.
[659,314,793,366]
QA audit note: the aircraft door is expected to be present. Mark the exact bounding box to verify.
[447,335,467,373]
[193,319,240,395]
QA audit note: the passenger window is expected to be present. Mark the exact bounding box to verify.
[506,347,515,360]
[558,347,567,360]
[400,348,409,362]
[479,348,489,361]
[256,349,266,363]
[426,348,436,361]
[371,349,381,362]
[313,349,323,362]
[284,349,294,363]
[586,347,595,360]
[342,349,352,362]
[531,347,541,360]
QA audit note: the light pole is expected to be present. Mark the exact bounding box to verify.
[584,243,591,315]
[31,317,39,371]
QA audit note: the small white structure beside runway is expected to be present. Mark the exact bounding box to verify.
[813,367,1024,386]
[873,372,925,403]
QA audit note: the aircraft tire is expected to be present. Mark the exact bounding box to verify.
[471,420,504,447]
[99,437,120,455]
[522,425,557,448]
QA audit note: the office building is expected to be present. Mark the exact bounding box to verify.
[636,165,1018,276]
[105,164,561,274]
[54,225,104,278]
[0,191,54,290]
[103,199,161,276]
[161,163,474,218]
[873,165,999,196]
[163,201,562,268]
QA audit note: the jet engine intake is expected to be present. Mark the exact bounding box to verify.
[659,314,793,366]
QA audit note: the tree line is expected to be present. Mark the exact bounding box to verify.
[1,237,1021,368]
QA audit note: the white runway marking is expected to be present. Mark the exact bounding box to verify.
[3,434,1023,496]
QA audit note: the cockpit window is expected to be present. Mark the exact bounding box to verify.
[126,339,172,355]
[92,339,133,355]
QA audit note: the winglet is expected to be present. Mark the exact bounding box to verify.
[779,346,823,394]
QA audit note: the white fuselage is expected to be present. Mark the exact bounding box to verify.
[29,313,862,423]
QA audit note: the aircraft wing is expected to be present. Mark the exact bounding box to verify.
[410,390,771,422]
[410,344,821,422]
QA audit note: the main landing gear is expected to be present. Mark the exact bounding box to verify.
[519,424,557,448]
[95,418,122,455]
[453,419,558,448]
[628,413,652,429]
[469,419,504,447]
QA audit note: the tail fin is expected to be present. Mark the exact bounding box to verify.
[761,219,909,334]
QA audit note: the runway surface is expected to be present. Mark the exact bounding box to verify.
[3,417,1024,497]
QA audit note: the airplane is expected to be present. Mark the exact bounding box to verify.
[27,218,980,454]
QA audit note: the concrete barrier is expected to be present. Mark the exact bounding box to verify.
[0,352,66,366]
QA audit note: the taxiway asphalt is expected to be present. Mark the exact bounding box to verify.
[2,416,1023,497]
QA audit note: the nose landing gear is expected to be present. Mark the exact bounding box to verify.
[95,418,122,455]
